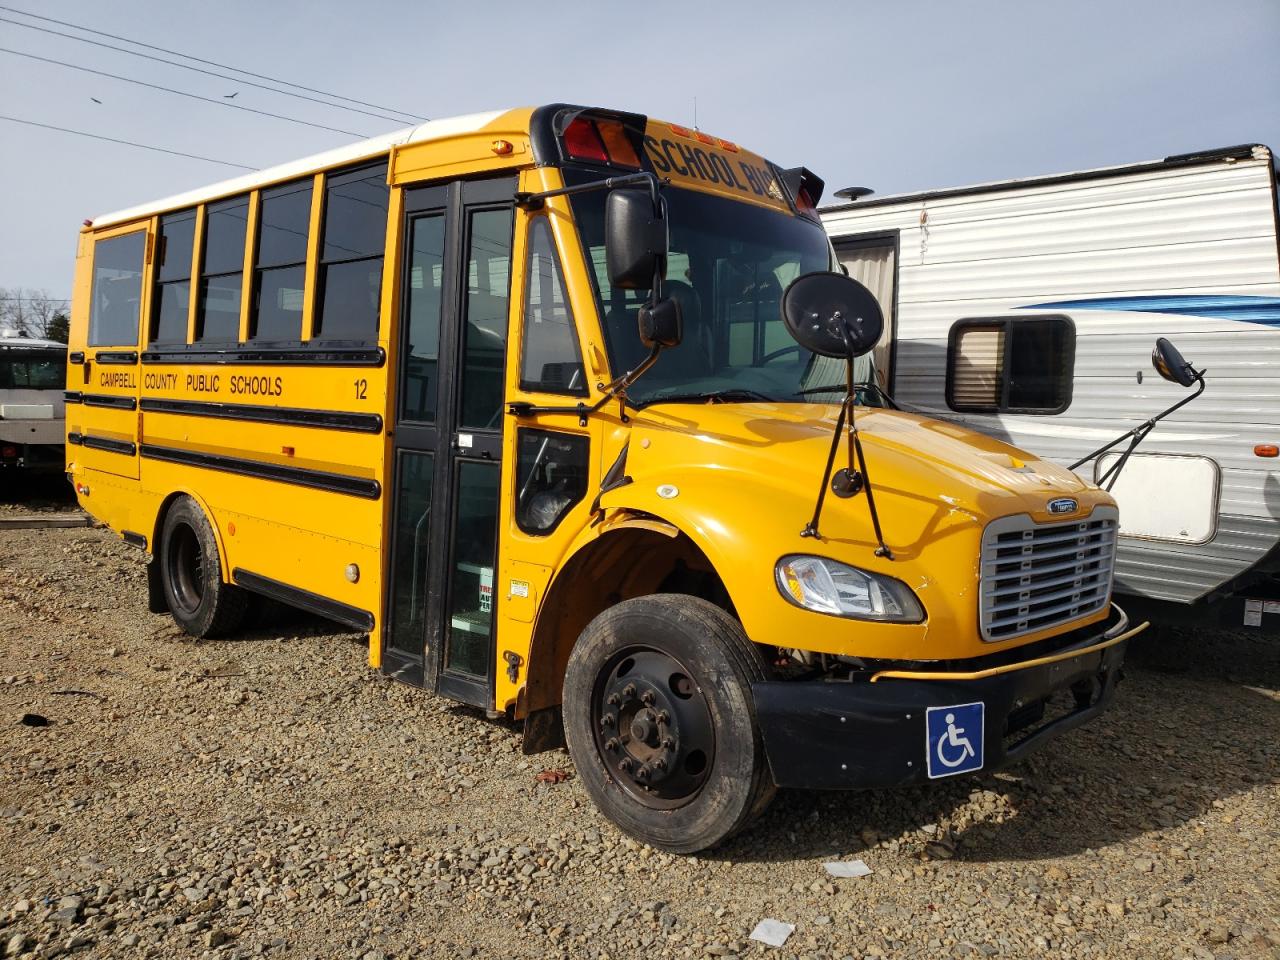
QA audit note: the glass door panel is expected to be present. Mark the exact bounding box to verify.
[444,460,500,677]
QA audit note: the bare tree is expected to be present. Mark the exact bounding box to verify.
[0,287,71,340]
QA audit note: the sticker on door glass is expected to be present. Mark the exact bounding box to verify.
[925,702,984,779]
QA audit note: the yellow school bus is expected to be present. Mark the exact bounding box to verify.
[66,104,1144,852]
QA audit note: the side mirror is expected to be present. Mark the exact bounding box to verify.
[638,296,682,349]
[605,189,667,290]
[1152,337,1197,388]
[780,272,884,358]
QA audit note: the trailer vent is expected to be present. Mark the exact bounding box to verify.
[979,508,1118,642]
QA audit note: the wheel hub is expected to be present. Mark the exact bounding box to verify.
[593,648,715,808]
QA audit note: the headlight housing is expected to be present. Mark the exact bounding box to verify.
[775,554,925,622]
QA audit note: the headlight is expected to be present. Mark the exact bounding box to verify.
[775,554,924,622]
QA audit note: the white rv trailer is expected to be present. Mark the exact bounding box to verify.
[820,144,1280,615]
[0,330,67,478]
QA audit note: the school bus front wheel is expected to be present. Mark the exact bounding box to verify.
[562,595,776,854]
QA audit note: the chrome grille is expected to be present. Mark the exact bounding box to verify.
[979,507,1118,642]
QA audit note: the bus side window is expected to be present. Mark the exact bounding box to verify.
[515,429,589,535]
[197,195,250,342]
[252,179,312,342]
[315,163,389,342]
[151,209,196,344]
[520,218,585,395]
[88,232,146,347]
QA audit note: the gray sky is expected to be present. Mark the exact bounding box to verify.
[3,0,1277,298]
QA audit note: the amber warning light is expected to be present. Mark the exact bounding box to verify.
[1255,444,1279,458]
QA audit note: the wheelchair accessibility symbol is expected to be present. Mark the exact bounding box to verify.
[925,702,984,779]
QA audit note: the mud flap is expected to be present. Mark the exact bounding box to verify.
[146,556,167,614]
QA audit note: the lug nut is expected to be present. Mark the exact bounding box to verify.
[653,757,667,771]
[601,713,615,728]
[619,758,633,772]
[623,683,637,698]
[605,737,619,752]
[640,689,656,705]
[636,764,650,781]
[606,693,620,706]
[661,736,675,750]
[657,710,671,725]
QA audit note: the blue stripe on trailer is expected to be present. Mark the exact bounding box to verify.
[1021,294,1280,326]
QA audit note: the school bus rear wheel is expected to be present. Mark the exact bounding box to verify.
[159,496,248,639]
[563,594,776,854]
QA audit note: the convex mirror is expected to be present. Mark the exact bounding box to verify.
[781,272,884,358]
[605,189,667,290]
[1152,337,1197,388]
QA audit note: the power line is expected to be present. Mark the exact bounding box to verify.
[0,16,415,127]
[0,48,371,138]
[0,4,428,123]
[0,115,256,170]
[0,296,70,302]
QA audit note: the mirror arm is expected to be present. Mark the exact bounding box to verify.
[515,172,665,210]
[1068,371,1206,486]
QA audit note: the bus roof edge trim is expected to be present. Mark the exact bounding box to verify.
[91,109,512,229]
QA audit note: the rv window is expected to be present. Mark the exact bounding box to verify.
[947,316,1073,414]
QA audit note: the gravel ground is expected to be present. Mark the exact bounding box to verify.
[1,510,1278,959]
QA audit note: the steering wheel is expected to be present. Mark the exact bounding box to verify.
[760,344,805,364]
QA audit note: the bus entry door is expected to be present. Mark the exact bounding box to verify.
[382,177,515,707]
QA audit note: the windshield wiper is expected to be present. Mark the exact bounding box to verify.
[794,382,899,409]
[642,388,777,406]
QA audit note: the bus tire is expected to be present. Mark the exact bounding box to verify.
[563,594,776,853]
[159,496,247,638]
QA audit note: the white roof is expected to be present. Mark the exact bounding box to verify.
[91,109,510,229]
[0,330,66,350]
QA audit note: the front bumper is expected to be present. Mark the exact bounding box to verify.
[752,605,1138,790]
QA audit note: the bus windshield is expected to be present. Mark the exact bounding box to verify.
[571,184,873,407]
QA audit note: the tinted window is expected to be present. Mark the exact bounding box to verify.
[315,163,389,342]
[252,179,312,341]
[520,218,584,395]
[197,195,249,341]
[400,214,445,422]
[257,180,312,268]
[516,429,589,534]
[948,317,1074,413]
[88,231,145,346]
[458,207,513,429]
[0,354,66,389]
[152,209,195,343]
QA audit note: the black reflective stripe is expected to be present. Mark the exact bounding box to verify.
[67,432,83,445]
[96,351,139,364]
[81,434,137,456]
[83,394,138,410]
[64,391,83,404]
[139,443,381,499]
[122,530,147,549]
[141,346,386,367]
[139,397,382,433]
[232,568,374,632]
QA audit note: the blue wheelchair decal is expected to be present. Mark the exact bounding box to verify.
[925,702,984,779]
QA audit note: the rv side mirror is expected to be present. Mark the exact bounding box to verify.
[780,272,884,358]
[1152,337,1197,388]
[605,189,667,290]
[638,296,682,349]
